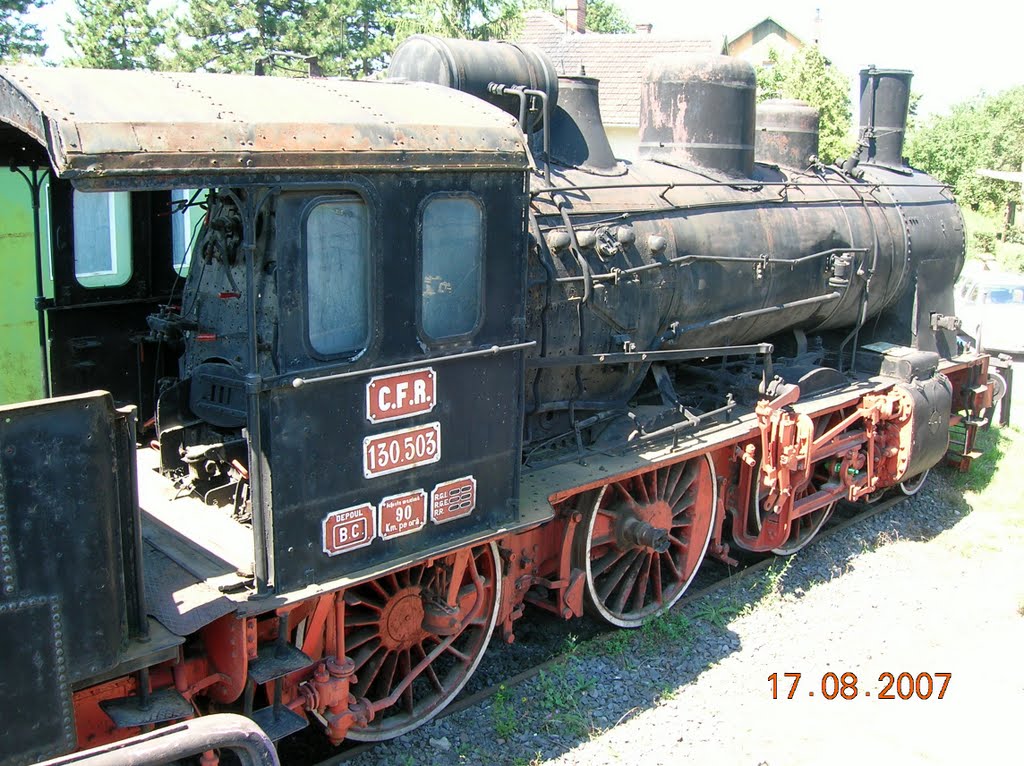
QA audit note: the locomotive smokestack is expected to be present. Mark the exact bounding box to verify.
[546,75,619,172]
[859,67,913,168]
[639,54,757,177]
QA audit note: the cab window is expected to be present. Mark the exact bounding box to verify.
[420,195,483,340]
[306,196,370,356]
[171,189,209,277]
[73,190,132,287]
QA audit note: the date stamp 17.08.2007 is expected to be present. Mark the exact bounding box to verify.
[769,672,951,700]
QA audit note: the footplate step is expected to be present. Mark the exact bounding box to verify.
[100,688,193,728]
[251,704,308,741]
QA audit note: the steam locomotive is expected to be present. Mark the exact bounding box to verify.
[0,35,997,764]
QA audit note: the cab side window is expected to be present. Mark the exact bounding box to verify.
[420,195,483,340]
[73,191,132,287]
[171,189,209,277]
[306,196,370,356]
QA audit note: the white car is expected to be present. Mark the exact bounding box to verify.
[955,269,1024,355]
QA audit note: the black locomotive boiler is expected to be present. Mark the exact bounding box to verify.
[0,37,997,765]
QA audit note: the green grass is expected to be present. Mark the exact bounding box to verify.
[491,683,520,739]
[534,661,599,739]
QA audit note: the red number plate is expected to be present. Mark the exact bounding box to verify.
[363,422,441,479]
[322,503,375,556]
[431,476,477,524]
[379,489,428,540]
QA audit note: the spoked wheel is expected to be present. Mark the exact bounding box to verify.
[573,454,716,628]
[343,542,501,741]
[899,469,930,496]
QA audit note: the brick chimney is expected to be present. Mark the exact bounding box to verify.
[566,1,586,34]
[635,23,653,34]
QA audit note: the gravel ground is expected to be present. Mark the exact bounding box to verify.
[340,432,1024,766]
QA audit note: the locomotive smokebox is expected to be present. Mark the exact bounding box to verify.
[388,35,558,131]
[755,98,820,168]
[639,55,757,176]
[859,66,913,167]
[547,75,620,172]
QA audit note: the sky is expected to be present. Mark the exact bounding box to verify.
[28,0,1024,117]
[609,0,1024,116]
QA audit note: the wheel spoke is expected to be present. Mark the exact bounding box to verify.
[400,650,414,714]
[611,480,640,512]
[634,474,650,505]
[656,466,670,500]
[668,465,699,508]
[596,549,642,602]
[660,549,682,582]
[610,550,648,614]
[353,646,387,697]
[631,554,654,613]
[591,547,628,578]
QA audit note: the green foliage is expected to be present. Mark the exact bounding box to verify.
[755,45,854,164]
[754,47,784,101]
[166,0,413,76]
[398,0,524,41]
[63,0,170,69]
[906,86,1024,213]
[491,683,520,738]
[585,0,632,34]
[0,0,46,61]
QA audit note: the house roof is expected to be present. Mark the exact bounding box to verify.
[726,16,805,56]
[517,11,724,128]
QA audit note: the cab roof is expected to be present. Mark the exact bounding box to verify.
[0,66,527,190]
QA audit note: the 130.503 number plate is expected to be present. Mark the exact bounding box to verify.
[363,422,441,479]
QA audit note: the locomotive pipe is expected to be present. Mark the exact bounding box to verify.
[666,291,844,338]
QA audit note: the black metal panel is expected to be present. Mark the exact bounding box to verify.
[260,171,528,593]
[265,354,524,590]
[0,392,139,682]
[0,597,76,766]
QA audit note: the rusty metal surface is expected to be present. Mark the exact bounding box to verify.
[0,67,526,185]
[755,99,820,168]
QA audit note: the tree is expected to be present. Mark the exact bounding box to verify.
[63,0,171,69]
[755,46,853,164]
[399,0,523,41]
[585,0,631,34]
[907,87,1024,212]
[0,0,47,61]
[169,0,413,77]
